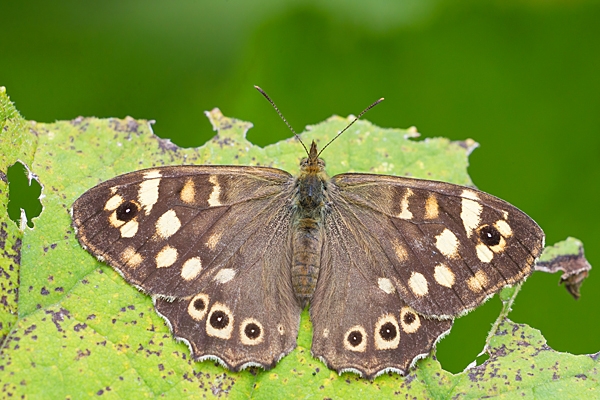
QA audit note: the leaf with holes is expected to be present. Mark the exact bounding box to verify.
[0,87,597,398]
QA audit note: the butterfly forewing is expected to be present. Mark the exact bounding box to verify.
[72,165,303,370]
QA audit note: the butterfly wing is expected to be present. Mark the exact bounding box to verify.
[72,166,302,370]
[310,173,544,378]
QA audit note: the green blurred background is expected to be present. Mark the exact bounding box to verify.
[2,0,599,374]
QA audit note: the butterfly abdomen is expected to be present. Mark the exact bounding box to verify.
[291,217,323,308]
[291,157,328,307]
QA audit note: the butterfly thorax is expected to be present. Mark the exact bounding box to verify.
[291,141,329,307]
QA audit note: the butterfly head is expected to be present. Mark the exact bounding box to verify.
[299,141,326,175]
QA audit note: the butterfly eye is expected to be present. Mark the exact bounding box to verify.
[116,200,139,222]
[478,225,502,246]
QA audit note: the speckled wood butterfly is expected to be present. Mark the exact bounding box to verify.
[71,88,544,379]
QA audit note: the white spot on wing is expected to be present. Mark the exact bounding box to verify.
[434,264,455,288]
[435,228,460,259]
[138,170,162,215]
[104,194,123,211]
[377,277,395,294]
[476,243,494,263]
[156,245,178,268]
[461,196,483,238]
[462,189,479,200]
[155,209,181,239]
[495,219,513,237]
[397,189,413,219]
[214,268,236,284]
[181,257,203,280]
[120,220,139,238]
[208,175,221,207]
[408,272,429,296]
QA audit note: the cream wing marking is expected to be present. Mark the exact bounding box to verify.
[435,229,460,259]
[181,257,203,280]
[138,170,161,215]
[408,272,428,297]
[397,188,413,219]
[208,175,222,207]
[156,245,178,268]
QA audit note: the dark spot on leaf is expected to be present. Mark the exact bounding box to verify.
[24,324,37,335]
[40,287,49,296]
[45,308,71,332]
[75,349,91,360]
[74,323,87,332]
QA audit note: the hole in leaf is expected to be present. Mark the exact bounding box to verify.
[475,352,489,366]
[7,161,42,228]
[436,299,500,373]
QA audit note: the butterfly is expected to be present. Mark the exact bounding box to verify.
[71,87,545,379]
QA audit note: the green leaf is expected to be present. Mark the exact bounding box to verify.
[0,88,597,398]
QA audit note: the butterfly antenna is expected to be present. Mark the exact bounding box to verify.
[254,86,310,156]
[317,97,384,157]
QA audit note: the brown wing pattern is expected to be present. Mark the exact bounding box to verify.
[324,173,544,318]
[310,198,453,378]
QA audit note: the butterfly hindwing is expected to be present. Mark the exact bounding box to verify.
[310,202,453,378]
[72,165,302,370]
